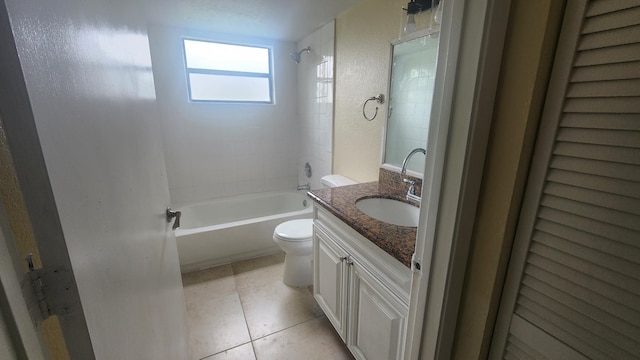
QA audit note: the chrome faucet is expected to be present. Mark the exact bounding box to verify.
[297,183,311,191]
[400,148,426,202]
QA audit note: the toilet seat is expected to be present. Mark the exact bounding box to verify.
[273,219,313,242]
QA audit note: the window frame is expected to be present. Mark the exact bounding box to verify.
[182,38,275,104]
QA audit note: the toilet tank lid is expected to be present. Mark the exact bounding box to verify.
[321,175,357,187]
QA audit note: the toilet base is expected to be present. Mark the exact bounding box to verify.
[282,253,312,287]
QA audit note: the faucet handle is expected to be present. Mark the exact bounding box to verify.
[403,178,417,198]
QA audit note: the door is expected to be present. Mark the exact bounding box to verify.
[347,260,407,360]
[0,0,190,358]
[491,0,640,358]
[313,226,349,340]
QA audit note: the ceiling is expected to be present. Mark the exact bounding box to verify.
[145,0,364,42]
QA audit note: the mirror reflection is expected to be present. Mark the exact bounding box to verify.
[384,33,439,176]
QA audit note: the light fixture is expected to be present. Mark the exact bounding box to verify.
[402,0,438,34]
[433,0,444,24]
[404,13,417,34]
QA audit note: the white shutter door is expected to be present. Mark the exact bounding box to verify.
[491,0,640,359]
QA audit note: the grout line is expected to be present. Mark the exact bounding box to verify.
[236,284,322,343]
[249,315,325,343]
[200,340,253,360]
[250,340,258,360]
[196,253,322,360]
[233,270,258,359]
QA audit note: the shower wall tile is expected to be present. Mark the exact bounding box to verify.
[297,21,336,191]
[148,25,300,204]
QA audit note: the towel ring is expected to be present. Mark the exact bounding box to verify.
[362,94,385,121]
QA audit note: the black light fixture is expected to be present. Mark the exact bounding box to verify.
[403,0,439,34]
[404,0,432,14]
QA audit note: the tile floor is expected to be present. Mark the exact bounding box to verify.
[182,252,354,360]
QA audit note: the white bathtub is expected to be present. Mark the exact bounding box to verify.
[175,190,313,272]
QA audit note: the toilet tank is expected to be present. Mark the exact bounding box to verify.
[320,175,357,188]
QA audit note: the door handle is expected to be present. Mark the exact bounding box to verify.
[166,208,181,230]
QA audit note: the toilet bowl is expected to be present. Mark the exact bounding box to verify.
[273,219,314,287]
[273,174,357,287]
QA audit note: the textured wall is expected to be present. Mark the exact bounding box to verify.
[334,0,434,182]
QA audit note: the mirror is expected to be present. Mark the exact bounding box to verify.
[383,32,439,176]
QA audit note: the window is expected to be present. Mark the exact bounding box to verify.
[183,39,273,103]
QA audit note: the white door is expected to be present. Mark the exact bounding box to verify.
[347,261,407,360]
[1,0,190,358]
[313,227,348,340]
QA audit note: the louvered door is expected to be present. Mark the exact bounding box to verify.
[490,0,640,359]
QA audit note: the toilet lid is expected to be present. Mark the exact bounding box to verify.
[274,219,313,241]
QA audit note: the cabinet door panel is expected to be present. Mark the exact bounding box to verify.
[313,228,348,340]
[348,263,407,360]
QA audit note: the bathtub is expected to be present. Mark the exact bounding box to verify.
[175,190,313,272]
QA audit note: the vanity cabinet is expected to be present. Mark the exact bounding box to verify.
[313,206,412,360]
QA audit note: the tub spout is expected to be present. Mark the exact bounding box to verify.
[297,183,310,191]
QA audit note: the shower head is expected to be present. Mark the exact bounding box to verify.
[289,53,301,63]
[289,46,311,63]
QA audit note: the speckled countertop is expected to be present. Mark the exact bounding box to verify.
[308,181,418,268]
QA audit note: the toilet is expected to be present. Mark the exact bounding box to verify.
[273,174,357,287]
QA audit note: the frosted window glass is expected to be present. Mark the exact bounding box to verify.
[182,39,273,103]
[189,74,271,102]
[184,40,269,74]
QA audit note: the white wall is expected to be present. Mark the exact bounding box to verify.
[148,26,300,204]
[296,21,336,189]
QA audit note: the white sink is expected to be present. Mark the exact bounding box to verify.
[355,197,419,227]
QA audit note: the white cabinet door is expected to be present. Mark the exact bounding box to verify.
[347,260,407,360]
[313,227,349,340]
[313,209,410,360]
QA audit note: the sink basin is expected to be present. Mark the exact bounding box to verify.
[355,198,419,227]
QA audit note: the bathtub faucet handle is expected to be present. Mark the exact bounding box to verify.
[166,207,181,230]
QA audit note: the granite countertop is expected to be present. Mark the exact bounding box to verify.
[308,181,418,268]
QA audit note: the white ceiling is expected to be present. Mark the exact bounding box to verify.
[145,0,364,42]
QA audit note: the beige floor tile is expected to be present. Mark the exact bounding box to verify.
[231,252,285,275]
[238,277,323,339]
[183,264,236,308]
[186,292,251,360]
[252,317,354,360]
[231,253,286,292]
[231,252,284,276]
[203,343,256,360]
[183,264,234,286]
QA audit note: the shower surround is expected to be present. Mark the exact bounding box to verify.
[296,21,336,191]
[148,25,299,204]
[148,22,335,205]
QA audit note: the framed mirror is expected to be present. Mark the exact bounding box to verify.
[383,31,440,177]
